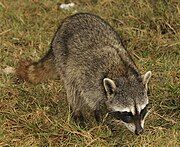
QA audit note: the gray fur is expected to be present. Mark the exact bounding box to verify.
[41,13,151,133]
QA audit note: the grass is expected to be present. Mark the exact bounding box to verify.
[0,0,179,146]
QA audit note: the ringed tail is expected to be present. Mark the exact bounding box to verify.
[16,49,57,84]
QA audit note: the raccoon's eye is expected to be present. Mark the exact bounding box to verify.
[111,111,133,123]
[120,112,133,123]
[140,105,148,119]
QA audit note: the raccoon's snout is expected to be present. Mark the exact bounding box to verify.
[135,126,143,135]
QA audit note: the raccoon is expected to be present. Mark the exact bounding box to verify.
[16,13,152,135]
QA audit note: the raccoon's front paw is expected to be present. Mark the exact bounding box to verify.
[94,109,102,124]
[72,111,86,128]
[105,120,118,132]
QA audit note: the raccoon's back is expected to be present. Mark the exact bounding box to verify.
[53,13,122,50]
[52,13,125,73]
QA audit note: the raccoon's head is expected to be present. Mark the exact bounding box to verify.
[103,71,152,135]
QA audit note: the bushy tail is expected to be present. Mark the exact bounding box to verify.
[16,49,57,84]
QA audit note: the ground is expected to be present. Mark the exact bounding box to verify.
[0,0,179,146]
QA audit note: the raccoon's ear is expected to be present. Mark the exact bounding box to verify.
[103,78,116,95]
[142,71,152,85]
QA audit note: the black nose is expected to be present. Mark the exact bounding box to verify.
[135,127,143,135]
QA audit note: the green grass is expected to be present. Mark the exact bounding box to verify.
[0,0,179,146]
